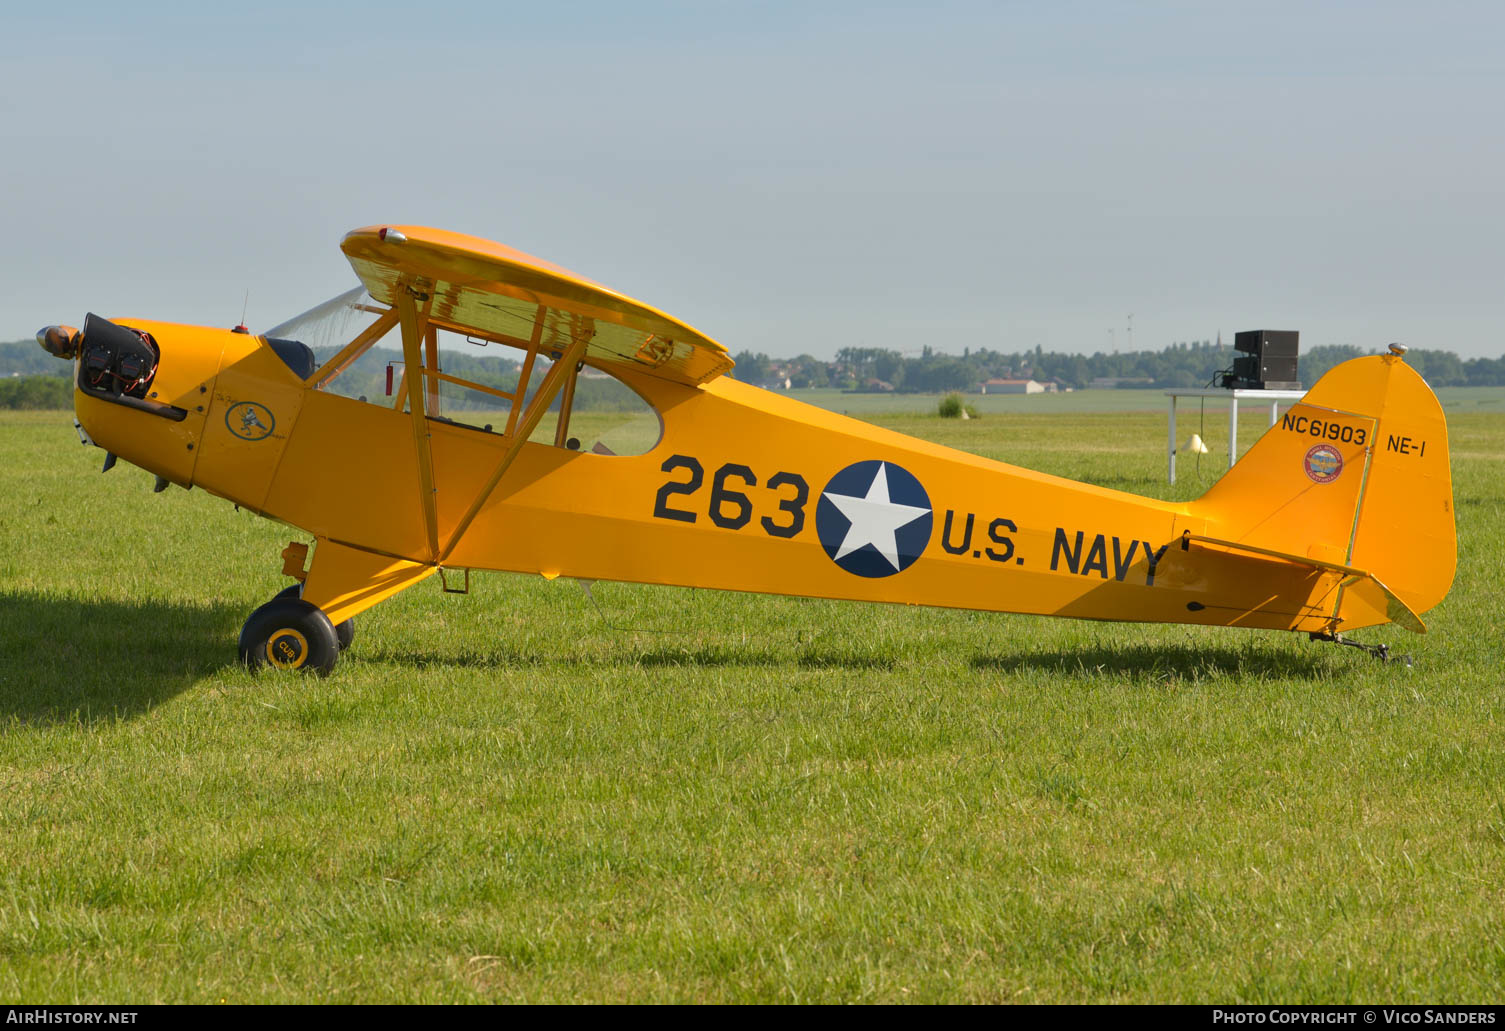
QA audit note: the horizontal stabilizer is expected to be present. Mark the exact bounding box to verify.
[1181,533,1426,634]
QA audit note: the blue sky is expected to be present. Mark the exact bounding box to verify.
[5,1,1502,357]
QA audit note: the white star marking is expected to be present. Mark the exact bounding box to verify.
[822,463,930,571]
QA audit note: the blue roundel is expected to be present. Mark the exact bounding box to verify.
[815,460,933,578]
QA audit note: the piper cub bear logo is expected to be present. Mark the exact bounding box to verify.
[226,401,276,442]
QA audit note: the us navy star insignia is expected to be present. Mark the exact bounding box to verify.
[815,460,934,578]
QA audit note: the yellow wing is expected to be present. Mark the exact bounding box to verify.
[340,225,733,386]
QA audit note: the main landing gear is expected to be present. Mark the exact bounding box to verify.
[238,584,356,676]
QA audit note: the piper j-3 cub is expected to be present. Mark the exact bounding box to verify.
[36,225,1456,674]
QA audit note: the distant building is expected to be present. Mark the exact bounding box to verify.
[980,378,1051,394]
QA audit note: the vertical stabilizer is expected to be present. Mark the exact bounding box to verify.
[1190,352,1455,629]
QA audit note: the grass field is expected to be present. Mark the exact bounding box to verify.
[0,396,1502,1004]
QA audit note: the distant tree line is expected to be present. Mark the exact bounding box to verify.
[6,336,1505,412]
[729,340,1505,392]
[0,341,64,377]
[0,375,71,409]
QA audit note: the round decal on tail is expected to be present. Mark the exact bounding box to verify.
[1304,444,1343,484]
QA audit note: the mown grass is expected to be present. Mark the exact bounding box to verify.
[0,401,1501,1004]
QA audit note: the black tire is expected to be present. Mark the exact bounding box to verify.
[239,597,340,675]
[275,583,355,652]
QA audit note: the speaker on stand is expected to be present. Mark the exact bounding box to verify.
[1221,330,1300,390]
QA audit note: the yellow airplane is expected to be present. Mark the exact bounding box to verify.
[36,225,1456,673]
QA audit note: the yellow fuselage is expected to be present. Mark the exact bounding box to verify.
[75,319,1454,639]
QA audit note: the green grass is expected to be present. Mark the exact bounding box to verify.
[0,404,1502,1003]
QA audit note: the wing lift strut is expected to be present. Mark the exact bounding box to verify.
[394,283,591,571]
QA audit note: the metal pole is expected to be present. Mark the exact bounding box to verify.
[1228,395,1239,468]
[1168,395,1177,484]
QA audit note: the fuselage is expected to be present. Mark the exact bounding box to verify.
[72,317,1358,636]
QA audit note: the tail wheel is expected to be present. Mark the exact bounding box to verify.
[275,584,355,652]
[240,597,340,675]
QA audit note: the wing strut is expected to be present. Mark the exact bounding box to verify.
[396,288,441,563]
[437,333,588,565]
[503,307,546,438]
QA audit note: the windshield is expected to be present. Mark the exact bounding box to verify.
[264,286,391,350]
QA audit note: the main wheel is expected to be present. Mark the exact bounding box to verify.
[239,597,340,675]
[275,584,355,651]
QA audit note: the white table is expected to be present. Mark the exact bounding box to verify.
[1165,387,1307,484]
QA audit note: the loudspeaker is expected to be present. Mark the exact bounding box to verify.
[1223,329,1301,389]
[1235,354,1298,381]
[1235,329,1299,357]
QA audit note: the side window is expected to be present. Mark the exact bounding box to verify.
[283,294,663,454]
[320,328,400,404]
[567,370,662,456]
[424,330,526,435]
[422,330,661,455]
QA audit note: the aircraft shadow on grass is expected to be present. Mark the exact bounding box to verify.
[969,642,1332,680]
[362,642,904,672]
[0,591,243,725]
[365,637,1329,679]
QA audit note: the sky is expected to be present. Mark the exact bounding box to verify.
[4,1,1503,359]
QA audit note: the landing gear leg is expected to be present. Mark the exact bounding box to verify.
[254,536,437,674]
[1309,631,1414,667]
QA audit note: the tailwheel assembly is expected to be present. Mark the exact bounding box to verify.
[239,595,341,675]
[1309,630,1413,667]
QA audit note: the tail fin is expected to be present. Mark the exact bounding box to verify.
[1189,353,1455,631]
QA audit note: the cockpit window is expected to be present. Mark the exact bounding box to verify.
[278,286,661,454]
[269,286,400,402]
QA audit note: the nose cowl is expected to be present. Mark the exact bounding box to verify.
[71,316,230,490]
[78,314,163,401]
